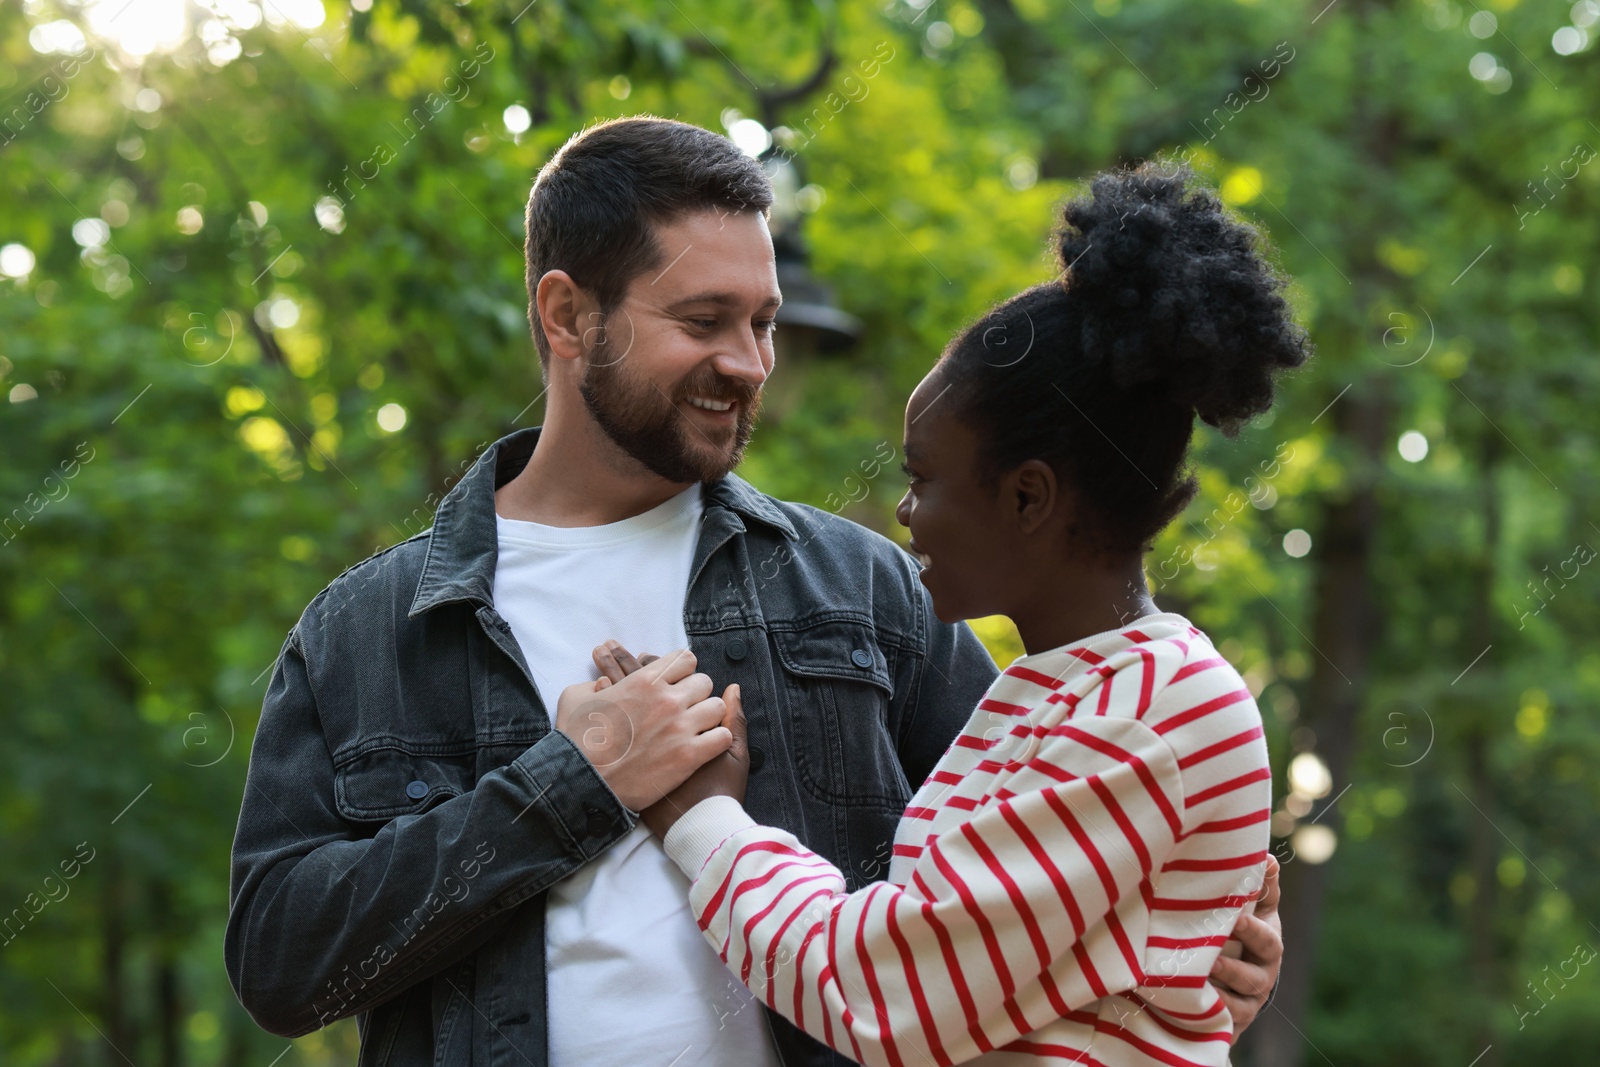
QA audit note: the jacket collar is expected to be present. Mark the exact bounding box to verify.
[408,425,797,618]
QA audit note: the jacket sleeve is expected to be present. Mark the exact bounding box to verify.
[223,623,634,1037]
[892,555,1000,791]
[663,705,1185,1067]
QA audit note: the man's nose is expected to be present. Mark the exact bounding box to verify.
[714,328,771,390]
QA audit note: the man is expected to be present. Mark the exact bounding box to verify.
[224,116,1281,1065]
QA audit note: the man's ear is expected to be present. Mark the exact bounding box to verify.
[536,270,598,364]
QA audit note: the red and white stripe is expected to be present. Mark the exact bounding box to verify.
[664,614,1271,1066]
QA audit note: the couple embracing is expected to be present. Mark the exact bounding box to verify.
[226,115,1307,1066]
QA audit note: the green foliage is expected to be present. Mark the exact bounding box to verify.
[2,0,1596,1063]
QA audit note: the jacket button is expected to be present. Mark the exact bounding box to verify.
[850,648,873,669]
[748,745,766,774]
[405,780,429,800]
[585,808,610,835]
[727,638,748,661]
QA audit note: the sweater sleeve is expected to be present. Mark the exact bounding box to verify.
[663,701,1185,1067]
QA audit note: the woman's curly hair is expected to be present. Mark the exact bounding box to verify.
[938,160,1312,555]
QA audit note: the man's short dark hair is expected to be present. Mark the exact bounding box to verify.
[524,116,774,374]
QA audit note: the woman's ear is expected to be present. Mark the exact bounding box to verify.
[1011,459,1059,535]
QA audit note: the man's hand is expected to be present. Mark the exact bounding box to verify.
[552,645,733,812]
[593,642,750,837]
[1210,853,1283,1038]
[641,681,749,838]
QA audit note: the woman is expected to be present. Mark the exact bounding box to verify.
[590,161,1308,1065]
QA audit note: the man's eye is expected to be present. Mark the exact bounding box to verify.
[687,318,718,330]
[756,320,778,336]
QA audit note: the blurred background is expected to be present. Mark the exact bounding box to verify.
[2,0,1598,1063]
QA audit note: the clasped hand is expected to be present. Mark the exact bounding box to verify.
[553,641,749,838]
[556,641,1283,1037]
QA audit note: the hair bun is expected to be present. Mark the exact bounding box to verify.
[1056,161,1311,432]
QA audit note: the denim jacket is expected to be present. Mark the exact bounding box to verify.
[224,425,999,1066]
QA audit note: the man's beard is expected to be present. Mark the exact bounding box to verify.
[578,331,762,485]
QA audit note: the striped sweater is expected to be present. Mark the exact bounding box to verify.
[662,612,1272,1067]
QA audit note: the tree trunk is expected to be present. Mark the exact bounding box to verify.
[1462,437,1505,1064]
[102,850,131,1066]
[1244,390,1387,1066]
[223,1011,252,1067]
[152,881,183,1067]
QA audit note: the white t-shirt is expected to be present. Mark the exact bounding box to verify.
[492,483,781,1067]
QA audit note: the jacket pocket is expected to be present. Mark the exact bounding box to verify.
[333,739,477,824]
[773,619,910,811]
